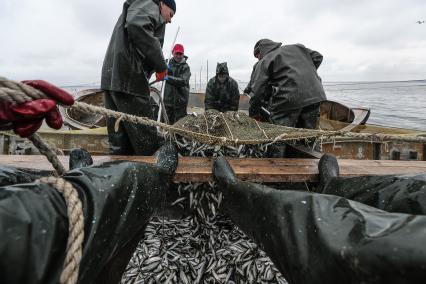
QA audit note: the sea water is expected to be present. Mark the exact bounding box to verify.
[323,80,426,131]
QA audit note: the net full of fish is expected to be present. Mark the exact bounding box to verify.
[121,138,288,283]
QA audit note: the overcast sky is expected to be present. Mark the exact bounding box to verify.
[0,0,425,86]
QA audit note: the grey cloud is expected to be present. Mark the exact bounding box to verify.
[1,0,425,85]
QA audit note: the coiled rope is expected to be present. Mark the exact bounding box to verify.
[1,77,83,284]
[38,176,84,284]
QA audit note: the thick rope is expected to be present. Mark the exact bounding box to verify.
[0,77,47,104]
[71,101,426,145]
[1,78,82,283]
[38,177,84,284]
[2,77,425,146]
[27,133,66,175]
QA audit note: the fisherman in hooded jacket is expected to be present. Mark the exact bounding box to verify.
[163,44,191,124]
[249,39,327,128]
[204,62,240,112]
[101,0,176,155]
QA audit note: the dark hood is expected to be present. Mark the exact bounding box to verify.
[253,39,282,57]
[216,62,229,75]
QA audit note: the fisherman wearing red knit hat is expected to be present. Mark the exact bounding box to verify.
[163,43,191,124]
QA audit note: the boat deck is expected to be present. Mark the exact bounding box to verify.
[2,155,426,183]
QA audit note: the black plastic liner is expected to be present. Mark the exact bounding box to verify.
[322,174,426,215]
[0,145,177,284]
[214,157,426,284]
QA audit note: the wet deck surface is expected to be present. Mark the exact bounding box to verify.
[2,155,426,183]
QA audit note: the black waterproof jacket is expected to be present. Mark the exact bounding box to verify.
[164,57,191,112]
[249,39,327,122]
[101,0,167,96]
[204,63,240,112]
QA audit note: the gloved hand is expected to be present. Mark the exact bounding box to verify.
[155,70,168,81]
[0,80,74,137]
[251,114,262,122]
[248,103,261,119]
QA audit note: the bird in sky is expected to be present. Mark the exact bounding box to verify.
[416,20,425,24]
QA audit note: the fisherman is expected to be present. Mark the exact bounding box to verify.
[248,39,327,157]
[101,0,176,155]
[248,39,326,128]
[204,62,240,112]
[163,43,191,124]
[213,155,426,284]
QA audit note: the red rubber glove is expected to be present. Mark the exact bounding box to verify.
[155,70,168,81]
[0,80,74,137]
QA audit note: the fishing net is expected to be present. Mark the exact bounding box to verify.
[170,109,426,147]
[171,109,323,146]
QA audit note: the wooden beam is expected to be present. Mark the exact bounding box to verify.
[1,155,426,183]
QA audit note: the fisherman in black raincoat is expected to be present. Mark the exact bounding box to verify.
[204,62,240,112]
[249,39,327,128]
[213,155,426,284]
[101,0,176,155]
[163,44,191,124]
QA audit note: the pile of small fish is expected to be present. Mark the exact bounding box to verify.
[121,138,288,283]
[121,214,286,283]
[175,137,268,158]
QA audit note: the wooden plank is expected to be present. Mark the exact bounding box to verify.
[1,155,426,183]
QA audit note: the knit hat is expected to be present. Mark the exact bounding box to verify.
[173,44,184,54]
[161,0,176,13]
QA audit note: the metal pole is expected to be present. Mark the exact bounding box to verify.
[199,65,203,92]
[207,60,209,85]
[157,26,180,123]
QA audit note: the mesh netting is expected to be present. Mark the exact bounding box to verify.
[172,109,324,146]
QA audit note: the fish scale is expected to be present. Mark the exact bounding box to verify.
[121,139,287,283]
